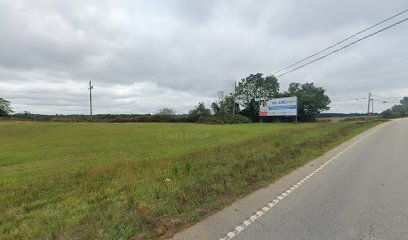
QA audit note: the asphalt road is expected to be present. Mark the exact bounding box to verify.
[173,119,408,240]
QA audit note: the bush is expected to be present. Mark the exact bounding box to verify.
[188,102,211,122]
[50,116,95,122]
[197,114,252,124]
[111,115,192,123]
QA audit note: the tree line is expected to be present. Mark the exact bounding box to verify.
[1,73,332,123]
[382,97,408,118]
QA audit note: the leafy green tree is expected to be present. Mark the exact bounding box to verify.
[211,91,240,115]
[391,105,406,117]
[236,73,279,108]
[284,82,331,121]
[382,109,393,118]
[0,98,13,116]
[188,102,211,122]
[157,108,175,116]
[235,73,279,121]
[400,96,408,105]
[382,96,408,118]
[240,98,259,121]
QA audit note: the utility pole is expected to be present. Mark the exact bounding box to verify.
[366,92,371,121]
[371,98,374,116]
[232,81,236,118]
[89,81,93,116]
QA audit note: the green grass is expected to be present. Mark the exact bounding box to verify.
[0,121,379,239]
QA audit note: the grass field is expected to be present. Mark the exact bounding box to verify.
[0,121,379,239]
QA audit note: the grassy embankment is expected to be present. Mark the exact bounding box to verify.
[0,121,379,239]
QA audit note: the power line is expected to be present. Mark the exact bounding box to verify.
[365,93,399,103]
[378,96,401,101]
[331,98,367,102]
[273,8,408,75]
[372,98,399,104]
[276,16,408,77]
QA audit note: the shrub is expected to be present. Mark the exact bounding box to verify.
[188,102,211,122]
[111,115,192,123]
[197,114,252,124]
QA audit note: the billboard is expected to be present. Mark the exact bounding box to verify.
[259,97,297,116]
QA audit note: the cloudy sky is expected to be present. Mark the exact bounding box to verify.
[1,0,407,114]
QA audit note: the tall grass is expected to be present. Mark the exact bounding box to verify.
[0,121,378,239]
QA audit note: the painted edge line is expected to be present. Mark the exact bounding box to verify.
[219,123,385,240]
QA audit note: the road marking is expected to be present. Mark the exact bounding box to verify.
[219,124,385,240]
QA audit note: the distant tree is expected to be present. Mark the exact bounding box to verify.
[0,98,13,116]
[235,73,279,121]
[391,104,406,117]
[157,108,176,116]
[284,82,331,121]
[400,96,408,105]
[382,109,393,118]
[382,96,408,118]
[211,91,240,115]
[188,102,211,122]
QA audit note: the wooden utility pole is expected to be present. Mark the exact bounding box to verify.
[366,92,371,121]
[89,81,93,116]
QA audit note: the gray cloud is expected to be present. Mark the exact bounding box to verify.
[0,0,407,114]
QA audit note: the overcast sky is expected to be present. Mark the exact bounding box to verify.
[1,0,407,114]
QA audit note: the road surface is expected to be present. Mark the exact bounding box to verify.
[173,119,408,240]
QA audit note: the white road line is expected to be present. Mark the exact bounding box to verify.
[243,220,251,226]
[227,232,236,238]
[235,226,244,232]
[218,124,385,240]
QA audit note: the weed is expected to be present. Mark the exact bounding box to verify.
[172,165,179,176]
[184,162,192,176]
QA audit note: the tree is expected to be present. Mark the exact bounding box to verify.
[400,96,408,105]
[284,82,331,121]
[236,73,279,108]
[157,108,175,116]
[211,91,240,115]
[240,98,259,121]
[235,73,279,121]
[382,96,408,118]
[188,102,211,122]
[0,98,13,116]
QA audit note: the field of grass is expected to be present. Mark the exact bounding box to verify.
[0,121,379,239]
